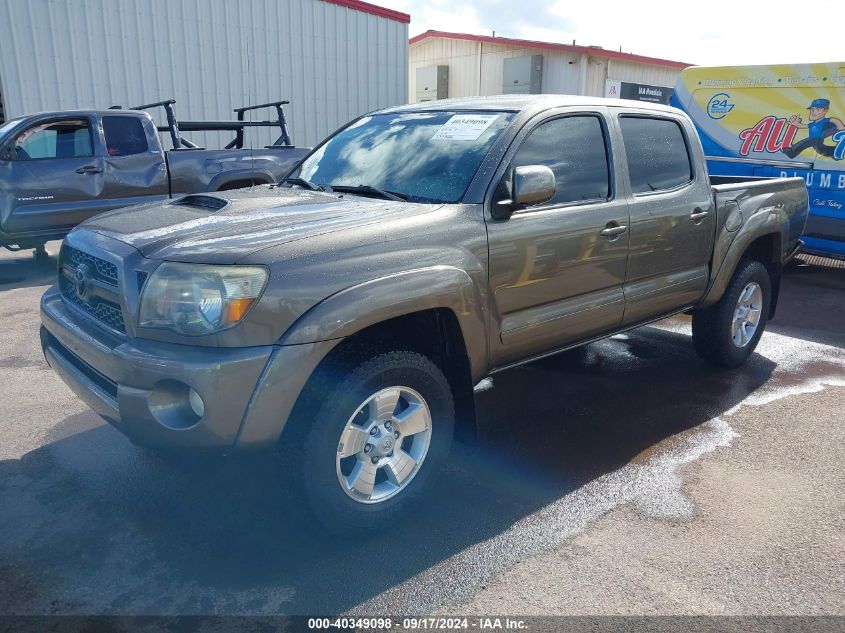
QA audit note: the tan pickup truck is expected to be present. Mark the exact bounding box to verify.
[41,96,809,531]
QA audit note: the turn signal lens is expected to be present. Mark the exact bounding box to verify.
[224,297,257,324]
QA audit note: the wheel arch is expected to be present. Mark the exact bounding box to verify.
[279,267,489,444]
[701,228,784,318]
[280,266,489,383]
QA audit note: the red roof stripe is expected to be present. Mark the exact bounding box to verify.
[325,0,411,24]
[409,30,691,69]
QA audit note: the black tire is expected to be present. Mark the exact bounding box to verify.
[33,244,49,260]
[692,259,771,368]
[284,348,455,533]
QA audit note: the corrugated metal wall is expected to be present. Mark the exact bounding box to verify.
[0,0,408,148]
[409,38,682,102]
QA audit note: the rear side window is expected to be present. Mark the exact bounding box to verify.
[102,116,149,156]
[620,116,693,193]
[509,115,610,205]
[13,119,92,160]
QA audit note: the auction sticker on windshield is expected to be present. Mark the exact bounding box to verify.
[432,114,499,141]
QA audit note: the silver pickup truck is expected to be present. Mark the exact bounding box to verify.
[40,96,808,531]
[0,100,309,255]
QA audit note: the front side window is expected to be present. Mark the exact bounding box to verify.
[296,111,514,203]
[12,119,93,160]
[102,116,149,156]
[507,115,611,206]
[620,116,693,193]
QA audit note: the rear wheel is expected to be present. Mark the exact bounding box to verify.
[287,349,455,532]
[692,259,771,368]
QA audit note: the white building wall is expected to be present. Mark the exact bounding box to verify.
[408,38,481,99]
[476,42,582,96]
[0,0,408,148]
[409,38,684,102]
[604,58,683,87]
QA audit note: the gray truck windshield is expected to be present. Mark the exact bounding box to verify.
[296,111,514,203]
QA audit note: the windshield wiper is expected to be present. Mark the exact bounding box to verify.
[329,184,407,202]
[282,177,324,191]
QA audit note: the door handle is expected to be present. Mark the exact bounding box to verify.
[75,165,103,174]
[690,209,710,223]
[600,224,628,238]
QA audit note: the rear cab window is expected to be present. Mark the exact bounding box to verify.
[102,115,150,156]
[619,116,693,193]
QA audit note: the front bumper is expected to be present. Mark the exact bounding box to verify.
[41,286,338,451]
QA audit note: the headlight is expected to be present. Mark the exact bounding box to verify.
[139,263,268,335]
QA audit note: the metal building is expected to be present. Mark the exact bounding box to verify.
[0,0,409,148]
[409,31,689,105]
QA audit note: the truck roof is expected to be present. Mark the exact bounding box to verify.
[383,94,681,115]
[5,109,147,123]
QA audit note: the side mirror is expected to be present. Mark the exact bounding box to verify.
[492,165,556,220]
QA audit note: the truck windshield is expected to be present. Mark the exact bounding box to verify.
[294,111,514,203]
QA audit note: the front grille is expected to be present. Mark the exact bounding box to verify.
[62,245,119,286]
[59,246,126,334]
[60,277,126,333]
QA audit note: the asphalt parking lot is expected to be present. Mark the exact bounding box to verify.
[1,242,843,616]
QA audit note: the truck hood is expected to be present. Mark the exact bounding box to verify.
[79,187,435,263]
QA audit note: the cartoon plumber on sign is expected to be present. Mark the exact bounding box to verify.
[782,98,845,158]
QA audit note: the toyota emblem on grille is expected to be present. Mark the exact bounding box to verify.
[74,263,92,299]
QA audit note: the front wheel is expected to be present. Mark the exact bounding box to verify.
[289,349,455,532]
[692,259,771,368]
[33,243,50,260]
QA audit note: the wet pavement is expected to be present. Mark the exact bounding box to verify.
[1,243,843,615]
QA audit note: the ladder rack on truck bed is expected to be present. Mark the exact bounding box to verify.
[110,99,294,150]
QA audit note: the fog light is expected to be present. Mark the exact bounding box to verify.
[188,388,205,418]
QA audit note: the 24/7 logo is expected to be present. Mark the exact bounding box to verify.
[707,93,735,119]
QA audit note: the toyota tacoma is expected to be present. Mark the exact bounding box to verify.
[40,96,809,530]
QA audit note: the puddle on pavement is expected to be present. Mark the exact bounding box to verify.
[354,321,845,615]
[657,320,845,414]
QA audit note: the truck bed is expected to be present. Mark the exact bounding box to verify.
[710,176,809,274]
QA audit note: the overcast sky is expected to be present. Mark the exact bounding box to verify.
[379,0,843,67]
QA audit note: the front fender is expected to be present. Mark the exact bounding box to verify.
[280,266,489,382]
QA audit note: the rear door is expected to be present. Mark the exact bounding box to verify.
[615,113,716,325]
[486,109,630,367]
[0,116,107,237]
[99,113,169,204]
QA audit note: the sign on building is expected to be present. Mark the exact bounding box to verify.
[605,80,672,104]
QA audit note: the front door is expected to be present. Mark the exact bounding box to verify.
[486,111,631,367]
[0,116,107,237]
